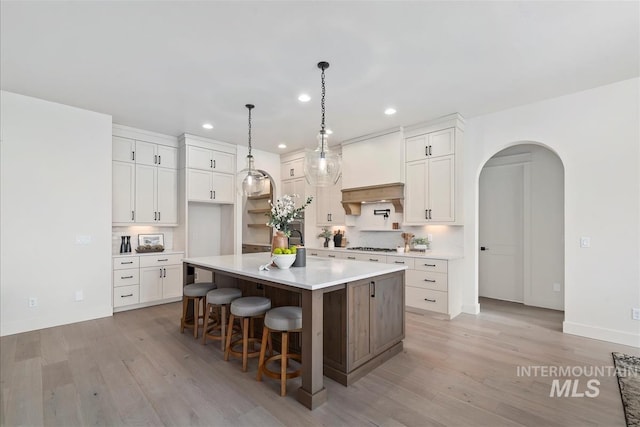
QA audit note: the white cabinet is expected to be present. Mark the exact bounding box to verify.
[317,175,345,226]
[113,161,135,223]
[135,141,177,168]
[280,158,305,180]
[187,169,234,204]
[403,117,463,225]
[404,258,449,314]
[113,136,136,163]
[187,145,234,174]
[281,177,308,209]
[113,252,184,311]
[135,165,178,224]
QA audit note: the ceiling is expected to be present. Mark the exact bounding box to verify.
[1,1,638,154]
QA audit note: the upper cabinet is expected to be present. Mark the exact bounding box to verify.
[187,145,235,174]
[403,114,464,225]
[317,175,345,226]
[112,129,179,226]
[280,157,305,180]
[341,129,403,190]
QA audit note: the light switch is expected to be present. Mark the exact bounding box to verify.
[580,237,590,248]
[76,235,92,245]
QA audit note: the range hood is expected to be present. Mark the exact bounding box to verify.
[341,183,404,215]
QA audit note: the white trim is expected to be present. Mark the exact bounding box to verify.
[178,133,237,153]
[563,321,640,348]
[1,306,113,337]
[340,127,402,146]
[112,124,178,146]
[484,152,531,167]
[462,303,481,314]
[403,113,465,137]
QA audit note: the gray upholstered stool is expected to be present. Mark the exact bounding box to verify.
[180,282,217,339]
[224,296,271,372]
[202,288,242,350]
[257,306,302,396]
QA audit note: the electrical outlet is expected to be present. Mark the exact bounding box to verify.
[632,308,640,321]
[580,237,591,248]
[553,283,561,292]
[75,290,84,301]
[28,297,37,308]
[427,234,433,242]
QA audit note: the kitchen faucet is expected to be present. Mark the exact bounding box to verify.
[289,229,304,246]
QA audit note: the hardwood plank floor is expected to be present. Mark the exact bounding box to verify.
[1,297,637,426]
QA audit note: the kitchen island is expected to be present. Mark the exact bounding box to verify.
[182,253,407,409]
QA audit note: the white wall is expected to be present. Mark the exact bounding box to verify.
[462,78,640,347]
[1,91,113,336]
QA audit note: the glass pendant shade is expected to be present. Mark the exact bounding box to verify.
[304,132,341,187]
[238,155,266,197]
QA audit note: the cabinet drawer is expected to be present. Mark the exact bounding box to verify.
[114,285,140,307]
[113,257,139,270]
[406,270,447,292]
[386,256,415,269]
[413,258,447,273]
[113,268,139,287]
[353,253,387,263]
[139,253,183,267]
[406,287,447,313]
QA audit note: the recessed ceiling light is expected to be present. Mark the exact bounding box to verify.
[298,94,311,102]
[202,123,214,130]
[278,143,287,149]
[384,108,397,115]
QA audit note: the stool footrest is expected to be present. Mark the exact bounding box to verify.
[260,354,302,380]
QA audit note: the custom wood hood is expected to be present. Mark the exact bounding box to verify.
[341,183,404,215]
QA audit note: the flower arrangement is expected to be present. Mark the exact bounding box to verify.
[318,227,333,239]
[266,194,313,237]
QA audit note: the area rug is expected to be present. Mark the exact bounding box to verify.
[612,352,640,427]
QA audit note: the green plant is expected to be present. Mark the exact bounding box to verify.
[412,237,429,246]
[318,227,333,239]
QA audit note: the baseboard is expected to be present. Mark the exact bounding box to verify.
[1,305,113,337]
[462,302,480,315]
[563,321,640,348]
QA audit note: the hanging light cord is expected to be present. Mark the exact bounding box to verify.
[319,62,328,156]
[246,104,253,157]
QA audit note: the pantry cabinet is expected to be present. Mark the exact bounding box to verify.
[135,165,178,224]
[187,145,234,174]
[187,169,234,204]
[113,161,136,223]
[316,175,345,226]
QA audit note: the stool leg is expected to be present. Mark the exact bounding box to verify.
[180,296,188,333]
[224,313,235,361]
[281,331,288,396]
[220,305,227,351]
[242,317,249,372]
[256,325,270,381]
[202,302,210,344]
[193,297,200,339]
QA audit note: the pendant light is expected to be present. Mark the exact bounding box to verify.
[304,61,341,187]
[237,104,267,197]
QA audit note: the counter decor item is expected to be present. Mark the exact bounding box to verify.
[333,230,343,247]
[318,227,332,247]
[136,234,164,253]
[412,237,430,252]
[120,236,126,253]
[267,194,313,252]
[401,232,414,253]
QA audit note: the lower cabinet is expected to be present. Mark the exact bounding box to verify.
[323,271,405,385]
[113,252,184,311]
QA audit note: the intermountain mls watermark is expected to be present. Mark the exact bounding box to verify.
[516,365,638,398]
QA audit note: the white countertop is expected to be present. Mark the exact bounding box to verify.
[183,253,408,291]
[306,246,464,260]
[113,250,184,258]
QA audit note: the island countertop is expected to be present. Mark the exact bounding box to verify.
[182,253,407,291]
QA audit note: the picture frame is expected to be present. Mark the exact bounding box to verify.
[138,233,164,247]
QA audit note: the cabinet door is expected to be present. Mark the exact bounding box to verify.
[316,185,330,226]
[135,164,157,223]
[157,168,178,224]
[156,145,178,169]
[113,137,135,163]
[211,150,235,174]
[211,172,234,203]
[135,141,157,166]
[113,161,135,223]
[405,134,429,163]
[187,146,213,171]
[281,158,304,179]
[428,155,454,222]
[347,279,372,369]
[371,273,405,353]
[187,169,213,202]
[428,128,455,158]
[139,267,163,302]
[162,265,183,298]
[329,175,345,224]
[404,160,428,223]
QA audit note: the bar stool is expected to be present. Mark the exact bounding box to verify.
[180,282,217,339]
[224,296,271,372]
[202,287,242,350]
[256,306,302,396]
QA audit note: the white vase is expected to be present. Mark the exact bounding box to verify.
[328,240,335,249]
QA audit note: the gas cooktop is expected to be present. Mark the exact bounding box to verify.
[346,246,397,253]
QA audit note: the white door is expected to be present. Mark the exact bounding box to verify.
[135,164,157,223]
[188,169,213,202]
[157,168,177,224]
[112,161,135,223]
[479,163,524,303]
[139,267,163,302]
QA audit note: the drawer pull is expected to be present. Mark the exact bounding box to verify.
[347,256,356,260]
[394,261,405,264]
[424,263,436,267]
[121,294,134,298]
[424,279,436,283]
[157,259,168,262]
[122,261,134,264]
[424,298,437,303]
[328,255,336,258]
[369,258,379,262]
[121,275,134,279]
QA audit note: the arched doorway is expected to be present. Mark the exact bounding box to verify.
[478,143,565,312]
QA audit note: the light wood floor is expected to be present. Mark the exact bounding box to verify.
[1,298,638,426]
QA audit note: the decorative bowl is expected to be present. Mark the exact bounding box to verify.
[272,253,296,269]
